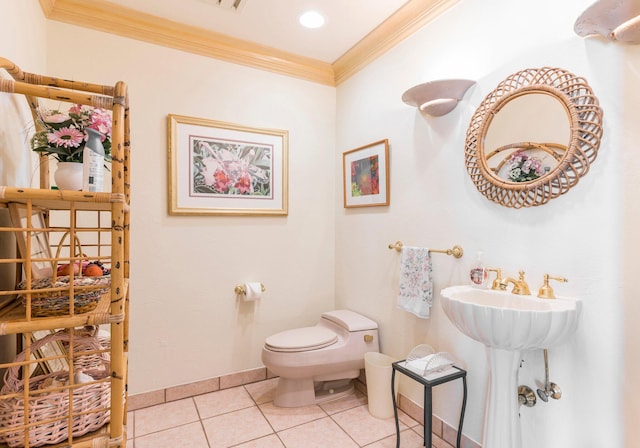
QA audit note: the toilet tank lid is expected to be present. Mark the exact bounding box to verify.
[321,310,378,331]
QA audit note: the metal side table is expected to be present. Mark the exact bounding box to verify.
[391,361,467,448]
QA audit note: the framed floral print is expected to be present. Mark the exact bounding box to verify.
[168,114,288,216]
[342,139,390,208]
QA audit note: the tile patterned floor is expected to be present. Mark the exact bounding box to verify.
[127,377,450,448]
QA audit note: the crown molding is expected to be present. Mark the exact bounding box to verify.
[39,0,457,86]
[333,0,461,85]
[38,0,336,85]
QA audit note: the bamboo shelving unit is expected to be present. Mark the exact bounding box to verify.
[0,58,130,447]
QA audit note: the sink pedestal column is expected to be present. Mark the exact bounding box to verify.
[483,348,523,448]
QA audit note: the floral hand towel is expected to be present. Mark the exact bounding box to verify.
[397,246,433,319]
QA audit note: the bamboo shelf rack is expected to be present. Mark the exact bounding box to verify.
[0,58,130,447]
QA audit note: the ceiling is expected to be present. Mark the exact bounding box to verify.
[106,0,409,63]
[39,0,460,85]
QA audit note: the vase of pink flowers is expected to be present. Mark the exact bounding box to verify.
[506,150,547,183]
[31,104,112,190]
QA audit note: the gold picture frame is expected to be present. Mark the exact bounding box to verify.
[342,139,390,208]
[168,114,289,216]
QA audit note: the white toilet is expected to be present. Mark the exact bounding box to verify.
[261,309,380,407]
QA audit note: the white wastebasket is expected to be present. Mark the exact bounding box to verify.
[364,352,396,419]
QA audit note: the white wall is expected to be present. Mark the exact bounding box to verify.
[335,0,632,447]
[0,0,47,383]
[2,1,638,446]
[39,22,337,394]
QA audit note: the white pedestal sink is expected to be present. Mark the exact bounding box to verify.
[440,285,581,448]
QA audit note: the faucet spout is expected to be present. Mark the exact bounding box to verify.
[500,271,531,295]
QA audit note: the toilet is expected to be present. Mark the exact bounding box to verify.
[261,309,380,407]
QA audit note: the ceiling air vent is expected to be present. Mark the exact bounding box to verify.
[211,0,247,12]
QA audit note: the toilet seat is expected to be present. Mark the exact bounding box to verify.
[265,326,338,352]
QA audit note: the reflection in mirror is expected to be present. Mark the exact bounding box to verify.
[465,67,603,208]
[484,94,571,183]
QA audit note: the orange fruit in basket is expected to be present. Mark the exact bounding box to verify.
[58,263,79,276]
[84,264,104,277]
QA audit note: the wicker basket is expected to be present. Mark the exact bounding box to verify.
[0,331,111,447]
[18,275,110,317]
[17,232,110,317]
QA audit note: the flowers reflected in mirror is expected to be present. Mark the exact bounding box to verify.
[506,150,549,183]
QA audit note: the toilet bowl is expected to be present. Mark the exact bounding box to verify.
[261,309,380,407]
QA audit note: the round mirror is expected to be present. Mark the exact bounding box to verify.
[465,67,603,208]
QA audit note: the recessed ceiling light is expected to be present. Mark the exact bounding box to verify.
[299,10,325,29]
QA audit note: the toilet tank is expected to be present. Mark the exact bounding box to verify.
[321,310,377,331]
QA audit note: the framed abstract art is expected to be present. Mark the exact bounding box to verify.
[342,139,390,208]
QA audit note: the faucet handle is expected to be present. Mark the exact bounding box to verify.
[486,268,505,290]
[537,274,568,299]
[513,270,531,295]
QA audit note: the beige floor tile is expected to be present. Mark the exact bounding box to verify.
[331,404,408,446]
[244,377,278,404]
[194,386,255,419]
[134,398,199,437]
[220,367,266,389]
[259,401,327,432]
[233,433,286,448]
[134,422,209,448]
[128,389,165,411]
[277,417,359,448]
[319,390,368,415]
[202,406,273,447]
[363,429,425,447]
[127,411,134,439]
[398,410,420,428]
[432,433,455,448]
[166,377,220,402]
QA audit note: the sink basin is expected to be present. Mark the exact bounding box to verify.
[440,285,582,448]
[440,285,582,350]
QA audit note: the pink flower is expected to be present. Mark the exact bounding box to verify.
[234,173,252,194]
[42,112,70,124]
[214,170,233,192]
[47,127,84,148]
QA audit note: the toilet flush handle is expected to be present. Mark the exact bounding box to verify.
[364,334,374,343]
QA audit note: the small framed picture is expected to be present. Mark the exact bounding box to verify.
[168,114,288,216]
[342,139,390,208]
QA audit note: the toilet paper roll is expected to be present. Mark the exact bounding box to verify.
[244,282,263,301]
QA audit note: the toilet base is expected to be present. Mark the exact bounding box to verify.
[273,378,355,407]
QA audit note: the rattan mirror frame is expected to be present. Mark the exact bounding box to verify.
[464,67,603,208]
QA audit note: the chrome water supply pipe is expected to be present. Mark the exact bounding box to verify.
[537,349,562,402]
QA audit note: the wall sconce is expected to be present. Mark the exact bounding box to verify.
[575,0,640,43]
[402,79,476,117]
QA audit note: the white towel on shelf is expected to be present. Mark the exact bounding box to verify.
[397,246,433,319]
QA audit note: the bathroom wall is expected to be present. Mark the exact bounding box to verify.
[28,21,338,394]
[0,0,48,382]
[335,0,635,447]
[1,1,638,446]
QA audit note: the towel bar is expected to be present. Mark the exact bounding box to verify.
[388,241,464,259]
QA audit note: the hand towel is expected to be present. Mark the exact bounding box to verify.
[406,354,454,375]
[397,246,433,319]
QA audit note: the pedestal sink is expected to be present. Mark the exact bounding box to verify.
[440,285,581,448]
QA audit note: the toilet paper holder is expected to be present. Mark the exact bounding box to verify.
[234,283,266,295]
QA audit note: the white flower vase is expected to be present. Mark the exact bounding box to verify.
[54,162,83,191]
